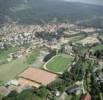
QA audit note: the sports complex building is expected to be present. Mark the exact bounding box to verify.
[18,67,57,88]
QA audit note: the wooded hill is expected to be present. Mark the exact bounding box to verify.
[0,0,103,25]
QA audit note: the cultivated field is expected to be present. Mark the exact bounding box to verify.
[45,54,73,73]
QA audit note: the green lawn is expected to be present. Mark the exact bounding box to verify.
[0,49,40,82]
[46,54,73,73]
[26,49,40,64]
[0,47,19,64]
[0,56,27,82]
[65,94,73,100]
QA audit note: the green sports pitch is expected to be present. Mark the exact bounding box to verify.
[45,54,73,73]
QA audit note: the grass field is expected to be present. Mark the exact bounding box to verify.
[69,34,86,43]
[26,49,40,64]
[0,56,27,82]
[45,54,73,73]
[0,47,19,64]
[0,49,40,82]
[92,44,103,52]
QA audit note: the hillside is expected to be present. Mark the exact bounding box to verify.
[0,0,103,25]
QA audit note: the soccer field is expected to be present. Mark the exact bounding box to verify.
[45,54,73,73]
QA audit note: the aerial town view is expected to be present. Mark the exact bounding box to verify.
[0,0,103,100]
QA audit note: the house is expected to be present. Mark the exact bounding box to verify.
[6,80,19,86]
[0,86,9,96]
[18,67,57,88]
[61,44,73,54]
[81,93,91,100]
[96,73,103,83]
[66,85,81,95]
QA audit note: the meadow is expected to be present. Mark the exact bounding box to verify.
[0,48,40,82]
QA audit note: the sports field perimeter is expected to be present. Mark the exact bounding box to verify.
[44,54,73,73]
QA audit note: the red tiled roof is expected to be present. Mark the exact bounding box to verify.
[81,93,91,100]
[19,67,57,86]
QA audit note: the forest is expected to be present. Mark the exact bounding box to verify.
[0,0,103,25]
